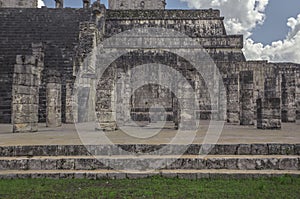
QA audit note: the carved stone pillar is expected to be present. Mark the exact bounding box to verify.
[225,74,240,124]
[239,71,254,125]
[296,71,300,124]
[257,98,281,129]
[177,80,197,131]
[65,79,76,123]
[46,70,62,127]
[281,72,296,122]
[96,67,117,131]
[12,56,40,133]
[12,44,44,133]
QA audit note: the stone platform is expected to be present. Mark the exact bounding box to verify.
[0,121,299,180]
[0,121,299,146]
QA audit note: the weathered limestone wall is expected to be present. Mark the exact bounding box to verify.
[106,10,226,37]
[106,10,246,64]
[109,0,166,10]
[0,0,37,8]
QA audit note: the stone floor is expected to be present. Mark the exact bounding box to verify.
[0,121,299,146]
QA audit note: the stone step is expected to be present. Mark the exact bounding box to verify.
[1,144,299,157]
[0,169,299,180]
[0,155,299,171]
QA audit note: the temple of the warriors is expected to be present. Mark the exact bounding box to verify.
[0,0,299,133]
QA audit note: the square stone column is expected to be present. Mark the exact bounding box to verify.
[65,79,77,123]
[281,72,296,122]
[296,71,300,124]
[257,98,281,130]
[95,67,117,131]
[46,70,62,127]
[177,80,197,131]
[12,56,40,133]
[239,71,254,125]
[225,74,240,124]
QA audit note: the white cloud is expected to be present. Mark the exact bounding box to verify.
[180,0,300,64]
[243,14,300,63]
[38,0,45,8]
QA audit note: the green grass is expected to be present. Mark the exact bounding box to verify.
[0,176,299,199]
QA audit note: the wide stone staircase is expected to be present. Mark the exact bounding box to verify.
[0,144,299,179]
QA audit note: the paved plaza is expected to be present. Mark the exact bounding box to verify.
[0,121,299,146]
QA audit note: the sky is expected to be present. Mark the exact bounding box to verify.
[39,0,300,64]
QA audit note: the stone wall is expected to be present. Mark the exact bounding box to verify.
[0,0,37,8]
[109,0,166,10]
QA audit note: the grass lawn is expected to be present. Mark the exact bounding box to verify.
[0,176,299,198]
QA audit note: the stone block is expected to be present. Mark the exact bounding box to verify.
[224,158,238,169]
[196,173,210,179]
[251,144,268,155]
[126,173,150,179]
[96,173,108,179]
[294,144,300,155]
[268,144,281,155]
[107,172,126,179]
[74,173,86,179]
[74,159,95,170]
[28,159,42,170]
[206,158,225,169]
[59,173,74,179]
[279,158,299,170]
[86,173,97,180]
[57,159,75,170]
[237,159,256,170]
[41,159,57,170]
[0,160,9,170]
[45,174,60,179]
[223,145,238,155]
[280,144,294,155]
[255,158,279,170]
[237,144,251,155]
[177,173,197,180]
[167,158,201,170]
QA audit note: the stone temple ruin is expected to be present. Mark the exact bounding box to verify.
[0,0,299,133]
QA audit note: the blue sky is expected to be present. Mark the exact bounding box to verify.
[42,0,300,63]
